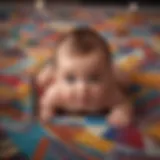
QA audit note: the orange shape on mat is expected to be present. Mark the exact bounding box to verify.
[0,57,20,70]
[44,124,99,160]
[32,138,50,160]
[128,38,145,48]
[45,124,84,143]
[127,13,145,25]
[74,131,115,153]
[113,18,129,37]
[145,122,160,140]
[118,56,141,72]
[131,73,160,89]
[0,105,28,121]
[0,86,15,100]
[16,84,30,99]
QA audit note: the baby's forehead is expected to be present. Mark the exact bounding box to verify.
[56,38,73,57]
[56,39,105,59]
[57,46,106,65]
[57,48,108,71]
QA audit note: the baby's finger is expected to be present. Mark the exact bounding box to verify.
[40,111,51,122]
[108,114,130,128]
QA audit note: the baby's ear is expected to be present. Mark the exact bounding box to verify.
[114,66,133,90]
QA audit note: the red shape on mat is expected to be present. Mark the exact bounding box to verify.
[117,125,144,149]
[144,48,154,59]
[44,124,99,160]
[32,138,50,160]
[145,96,160,111]
[0,75,21,86]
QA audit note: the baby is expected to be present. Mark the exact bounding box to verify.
[38,27,133,127]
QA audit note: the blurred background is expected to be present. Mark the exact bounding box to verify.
[1,0,160,6]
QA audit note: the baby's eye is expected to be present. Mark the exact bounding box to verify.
[65,74,76,84]
[88,74,100,83]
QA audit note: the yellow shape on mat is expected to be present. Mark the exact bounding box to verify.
[131,73,160,89]
[145,122,160,140]
[118,56,141,72]
[16,84,30,99]
[74,131,115,152]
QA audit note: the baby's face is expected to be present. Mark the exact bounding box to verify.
[56,50,111,112]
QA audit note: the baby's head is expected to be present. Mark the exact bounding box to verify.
[54,27,113,111]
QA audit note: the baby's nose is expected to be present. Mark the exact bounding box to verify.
[76,82,88,97]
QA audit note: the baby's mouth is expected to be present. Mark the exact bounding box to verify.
[78,97,89,105]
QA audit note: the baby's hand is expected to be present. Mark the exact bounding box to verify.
[108,104,133,128]
[36,64,54,88]
[40,107,53,122]
[39,85,58,123]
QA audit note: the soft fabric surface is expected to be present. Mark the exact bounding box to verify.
[0,5,160,160]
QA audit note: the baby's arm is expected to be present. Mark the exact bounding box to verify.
[107,87,133,128]
[37,64,54,88]
[40,85,60,122]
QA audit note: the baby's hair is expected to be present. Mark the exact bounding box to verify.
[53,27,112,66]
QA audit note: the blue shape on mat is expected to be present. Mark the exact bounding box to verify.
[130,29,151,37]
[21,24,36,32]
[135,90,160,106]
[119,47,134,54]
[84,116,106,125]
[50,116,84,127]
[0,57,35,75]
[129,85,142,93]
[103,127,118,140]
[7,122,46,159]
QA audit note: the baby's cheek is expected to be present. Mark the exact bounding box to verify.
[61,89,74,104]
[91,85,105,100]
[93,85,103,94]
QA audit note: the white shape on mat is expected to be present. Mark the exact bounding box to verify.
[86,125,108,137]
[116,48,145,65]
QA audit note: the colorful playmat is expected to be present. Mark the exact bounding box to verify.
[0,5,160,160]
